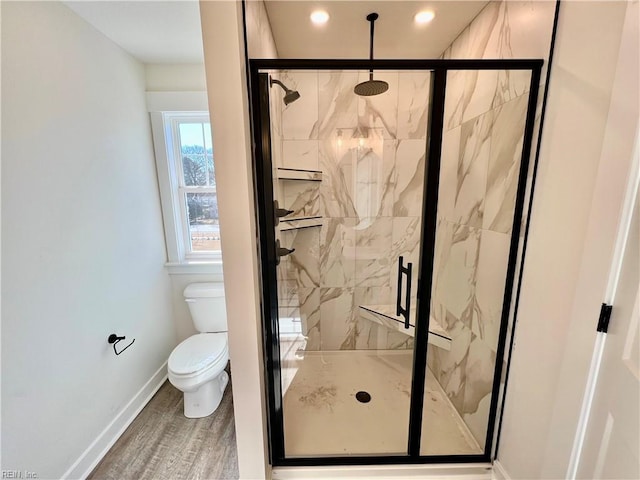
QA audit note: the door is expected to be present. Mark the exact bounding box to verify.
[576,152,639,479]
[258,68,434,459]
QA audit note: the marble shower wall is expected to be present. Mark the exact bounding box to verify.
[274,69,430,352]
[426,0,557,449]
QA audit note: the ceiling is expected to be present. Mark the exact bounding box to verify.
[63,0,490,64]
[264,1,490,59]
[64,1,204,64]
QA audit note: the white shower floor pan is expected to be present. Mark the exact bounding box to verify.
[282,350,481,458]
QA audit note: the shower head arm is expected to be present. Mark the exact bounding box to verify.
[367,13,379,79]
[270,77,290,94]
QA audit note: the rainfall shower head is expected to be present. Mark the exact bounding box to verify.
[270,78,301,105]
[354,13,389,97]
[354,79,389,96]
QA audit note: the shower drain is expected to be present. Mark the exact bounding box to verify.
[355,391,371,403]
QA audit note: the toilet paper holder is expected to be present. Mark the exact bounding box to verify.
[108,334,135,356]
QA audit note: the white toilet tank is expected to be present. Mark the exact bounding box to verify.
[183,283,227,333]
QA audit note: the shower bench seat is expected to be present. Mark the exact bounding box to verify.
[358,304,452,351]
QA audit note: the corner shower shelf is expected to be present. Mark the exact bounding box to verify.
[276,168,323,181]
[358,304,452,351]
[277,215,323,232]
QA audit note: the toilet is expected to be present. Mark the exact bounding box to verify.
[168,283,229,418]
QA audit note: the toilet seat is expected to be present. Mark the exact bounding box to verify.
[168,333,228,377]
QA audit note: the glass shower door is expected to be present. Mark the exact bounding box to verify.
[264,68,432,457]
[251,60,542,464]
[420,67,537,456]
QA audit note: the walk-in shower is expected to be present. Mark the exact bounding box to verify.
[250,58,541,466]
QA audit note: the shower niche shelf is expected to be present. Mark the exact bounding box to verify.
[358,304,452,351]
[277,215,323,232]
[276,167,322,182]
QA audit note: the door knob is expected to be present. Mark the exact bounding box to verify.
[275,239,295,265]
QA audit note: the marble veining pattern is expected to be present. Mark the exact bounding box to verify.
[271,0,554,449]
[425,0,555,450]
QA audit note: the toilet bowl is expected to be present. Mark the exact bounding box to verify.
[168,283,229,418]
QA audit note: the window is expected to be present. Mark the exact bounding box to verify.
[151,112,221,263]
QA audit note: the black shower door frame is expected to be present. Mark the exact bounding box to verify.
[248,59,542,467]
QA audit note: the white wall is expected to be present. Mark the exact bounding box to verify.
[1,2,175,477]
[497,1,635,478]
[145,63,206,92]
[200,1,272,479]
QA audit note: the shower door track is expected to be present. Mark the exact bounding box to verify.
[248,58,542,467]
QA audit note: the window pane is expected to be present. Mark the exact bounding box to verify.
[179,123,215,187]
[185,192,220,253]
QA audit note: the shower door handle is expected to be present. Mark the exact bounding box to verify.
[396,256,412,329]
[275,239,295,266]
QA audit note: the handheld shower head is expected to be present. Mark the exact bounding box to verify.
[270,78,301,105]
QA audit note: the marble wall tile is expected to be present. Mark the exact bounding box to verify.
[282,140,319,171]
[461,334,496,446]
[442,1,548,129]
[354,217,393,287]
[385,331,414,350]
[357,71,399,139]
[277,279,299,308]
[354,131,396,219]
[486,1,556,85]
[451,111,494,228]
[432,223,481,330]
[320,217,356,288]
[462,69,501,125]
[397,71,430,140]
[430,321,473,412]
[437,126,462,220]
[281,71,318,140]
[484,94,528,233]
[298,288,321,351]
[462,391,492,450]
[465,1,501,58]
[318,71,359,140]
[319,138,358,218]
[474,230,510,351]
[279,228,320,288]
[393,140,427,217]
[319,287,357,350]
[353,286,393,307]
[389,217,422,301]
[282,181,320,219]
[427,0,556,446]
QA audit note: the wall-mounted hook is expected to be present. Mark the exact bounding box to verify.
[108,333,135,356]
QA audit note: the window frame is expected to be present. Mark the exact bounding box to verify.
[151,111,222,264]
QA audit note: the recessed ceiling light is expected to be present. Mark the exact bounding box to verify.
[414,10,435,25]
[310,10,330,25]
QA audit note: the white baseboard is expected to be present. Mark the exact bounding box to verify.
[492,460,512,480]
[272,463,493,480]
[61,362,168,480]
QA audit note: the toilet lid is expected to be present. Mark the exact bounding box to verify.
[168,333,227,375]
